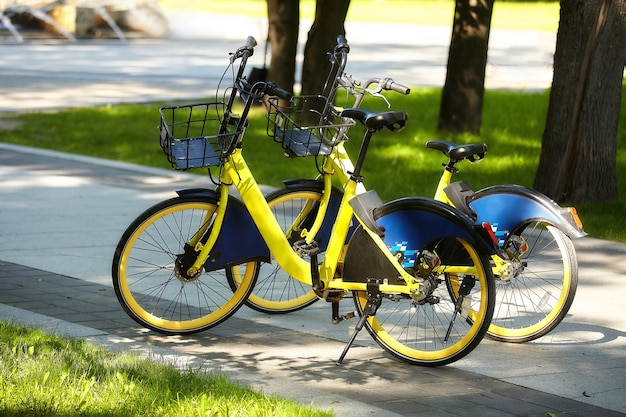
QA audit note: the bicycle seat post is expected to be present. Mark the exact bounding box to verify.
[341,107,408,183]
[350,128,375,183]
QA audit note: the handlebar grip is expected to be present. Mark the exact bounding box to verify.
[266,82,292,101]
[231,36,257,62]
[245,36,257,49]
[335,34,350,52]
[381,78,411,95]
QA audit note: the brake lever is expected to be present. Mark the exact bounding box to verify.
[369,87,391,108]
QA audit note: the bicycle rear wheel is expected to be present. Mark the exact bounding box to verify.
[488,222,578,342]
[353,237,495,366]
[227,186,321,313]
[112,196,257,334]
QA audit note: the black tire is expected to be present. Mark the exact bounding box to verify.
[353,236,495,366]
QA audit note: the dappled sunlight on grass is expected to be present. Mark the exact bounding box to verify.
[333,87,550,198]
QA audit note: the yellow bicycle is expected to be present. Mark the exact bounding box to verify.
[239,36,586,343]
[111,37,498,366]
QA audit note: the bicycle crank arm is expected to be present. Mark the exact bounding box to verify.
[331,302,356,325]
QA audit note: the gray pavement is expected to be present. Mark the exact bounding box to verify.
[1,9,625,417]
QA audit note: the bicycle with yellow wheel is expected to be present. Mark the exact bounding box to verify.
[238,35,586,344]
[111,36,499,366]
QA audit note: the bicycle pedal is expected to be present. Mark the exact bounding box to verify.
[293,239,319,257]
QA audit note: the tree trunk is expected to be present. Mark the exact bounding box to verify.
[300,0,350,97]
[438,0,494,134]
[534,0,626,204]
[267,0,300,94]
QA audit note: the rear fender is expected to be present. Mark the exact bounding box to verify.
[176,188,270,271]
[469,185,587,243]
[343,197,496,283]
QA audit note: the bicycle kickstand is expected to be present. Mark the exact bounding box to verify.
[336,278,383,366]
[443,275,476,343]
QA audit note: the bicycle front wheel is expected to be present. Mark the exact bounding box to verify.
[353,237,495,366]
[227,186,322,313]
[112,196,258,334]
[488,222,578,342]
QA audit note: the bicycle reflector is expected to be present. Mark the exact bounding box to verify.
[567,207,584,230]
[481,222,499,247]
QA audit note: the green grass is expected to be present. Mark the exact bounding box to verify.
[0,321,331,417]
[157,0,560,32]
[1,86,624,242]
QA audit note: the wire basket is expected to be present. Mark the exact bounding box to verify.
[159,102,241,170]
[267,95,354,157]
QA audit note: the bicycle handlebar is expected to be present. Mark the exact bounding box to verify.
[326,35,410,112]
[231,36,257,63]
[244,35,257,49]
[230,36,292,102]
[265,82,292,101]
[330,35,350,78]
[380,77,411,95]
[335,35,350,67]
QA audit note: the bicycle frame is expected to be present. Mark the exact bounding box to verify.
[187,147,434,298]
[170,37,428,296]
[290,42,586,267]
[175,96,499,301]
[314,138,586,276]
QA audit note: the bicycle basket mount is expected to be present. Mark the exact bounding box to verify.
[267,95,354,157]
[159,102,241,170]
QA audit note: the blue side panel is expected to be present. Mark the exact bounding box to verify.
[204,198,270,271]
[282,179,356,251]
[314,191,357,251]
[378,210,475,269]
[175,188,270,271]
[470,193,560,243]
